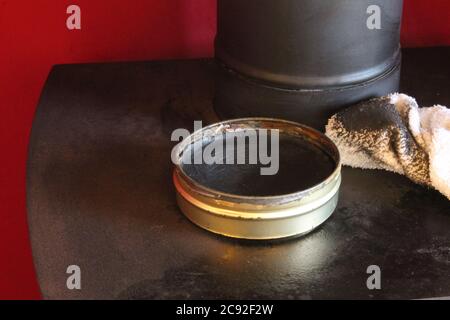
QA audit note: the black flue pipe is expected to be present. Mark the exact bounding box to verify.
[214,0,403,129]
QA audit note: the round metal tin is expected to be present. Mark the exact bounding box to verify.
[173,118,341,240]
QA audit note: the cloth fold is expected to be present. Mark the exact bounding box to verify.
[325,93,450,200]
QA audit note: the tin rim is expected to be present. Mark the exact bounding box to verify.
[173,118,341,239]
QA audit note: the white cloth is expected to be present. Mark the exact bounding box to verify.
[326,93,450,200]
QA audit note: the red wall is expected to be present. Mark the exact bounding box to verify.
[0,0,449,299]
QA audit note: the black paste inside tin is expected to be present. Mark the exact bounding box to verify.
[180,131,335,197]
